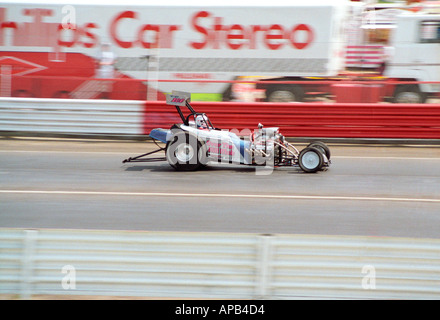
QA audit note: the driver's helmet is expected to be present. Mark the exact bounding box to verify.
[196,115,207,129]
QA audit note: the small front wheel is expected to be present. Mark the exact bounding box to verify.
[298,147,324,173]
[307,141,331,160]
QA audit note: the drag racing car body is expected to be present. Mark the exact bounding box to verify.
[123,91,331,173]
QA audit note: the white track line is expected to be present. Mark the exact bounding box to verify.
[0,150,125,155]
[0,190,439,203]
[333,156,440,160]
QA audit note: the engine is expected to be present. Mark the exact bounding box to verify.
[251,123,281,163]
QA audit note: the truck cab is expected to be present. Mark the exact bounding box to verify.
[385,13,440,103]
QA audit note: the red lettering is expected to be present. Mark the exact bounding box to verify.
[264,24,284,50]
[110,10,180,49]
[110,10,136,48]
[249,25,266,49]
[138,24,160,48]
[173,73,212,79]
[1,7,312,52]
[82,22,98,48]
[0,7,98,51]
[159,25,180,48]
[0,8,17,46]
[57,24,77,47]
[57,23,98,48]
[226,24,244,50]
[14,8,57,48]
[289,24,314,49]
[190,11,210,49]
[24,8,52,26]
[212,16,223,50]
[207,140,235,156]
[189,10,314,50]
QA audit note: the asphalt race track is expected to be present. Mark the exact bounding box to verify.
[1,138,439,239]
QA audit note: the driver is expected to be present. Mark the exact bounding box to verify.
[196,115,208,129]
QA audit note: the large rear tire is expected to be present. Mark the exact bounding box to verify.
[166,131,207,171]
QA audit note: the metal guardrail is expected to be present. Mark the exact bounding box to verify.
[0,97,145,136]
[1,228,439,299]
[145,100,440,139]
[1,97,440,141]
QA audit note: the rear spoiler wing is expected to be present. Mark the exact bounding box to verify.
[166,91,191,106]
[165,91,196,124]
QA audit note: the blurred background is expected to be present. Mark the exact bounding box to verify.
[1,0,440,103]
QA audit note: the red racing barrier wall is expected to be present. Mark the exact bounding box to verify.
[143,101,440,139]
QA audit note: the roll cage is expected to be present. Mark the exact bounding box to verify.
[122,91,212,163]
[168,91,215,130]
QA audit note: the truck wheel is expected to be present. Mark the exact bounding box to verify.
[298,147,324,173]
[393,85,426,103]
[53,91,71,98]
[12,90,33,97]
[166,131,207,171]
[266,85,304,102]
[307,141,331,160]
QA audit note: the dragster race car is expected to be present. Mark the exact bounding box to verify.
[123,91,331,173]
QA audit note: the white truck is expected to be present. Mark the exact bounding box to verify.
[383,12,440,103]
[343,3,440,103]
[0,1,439,102]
